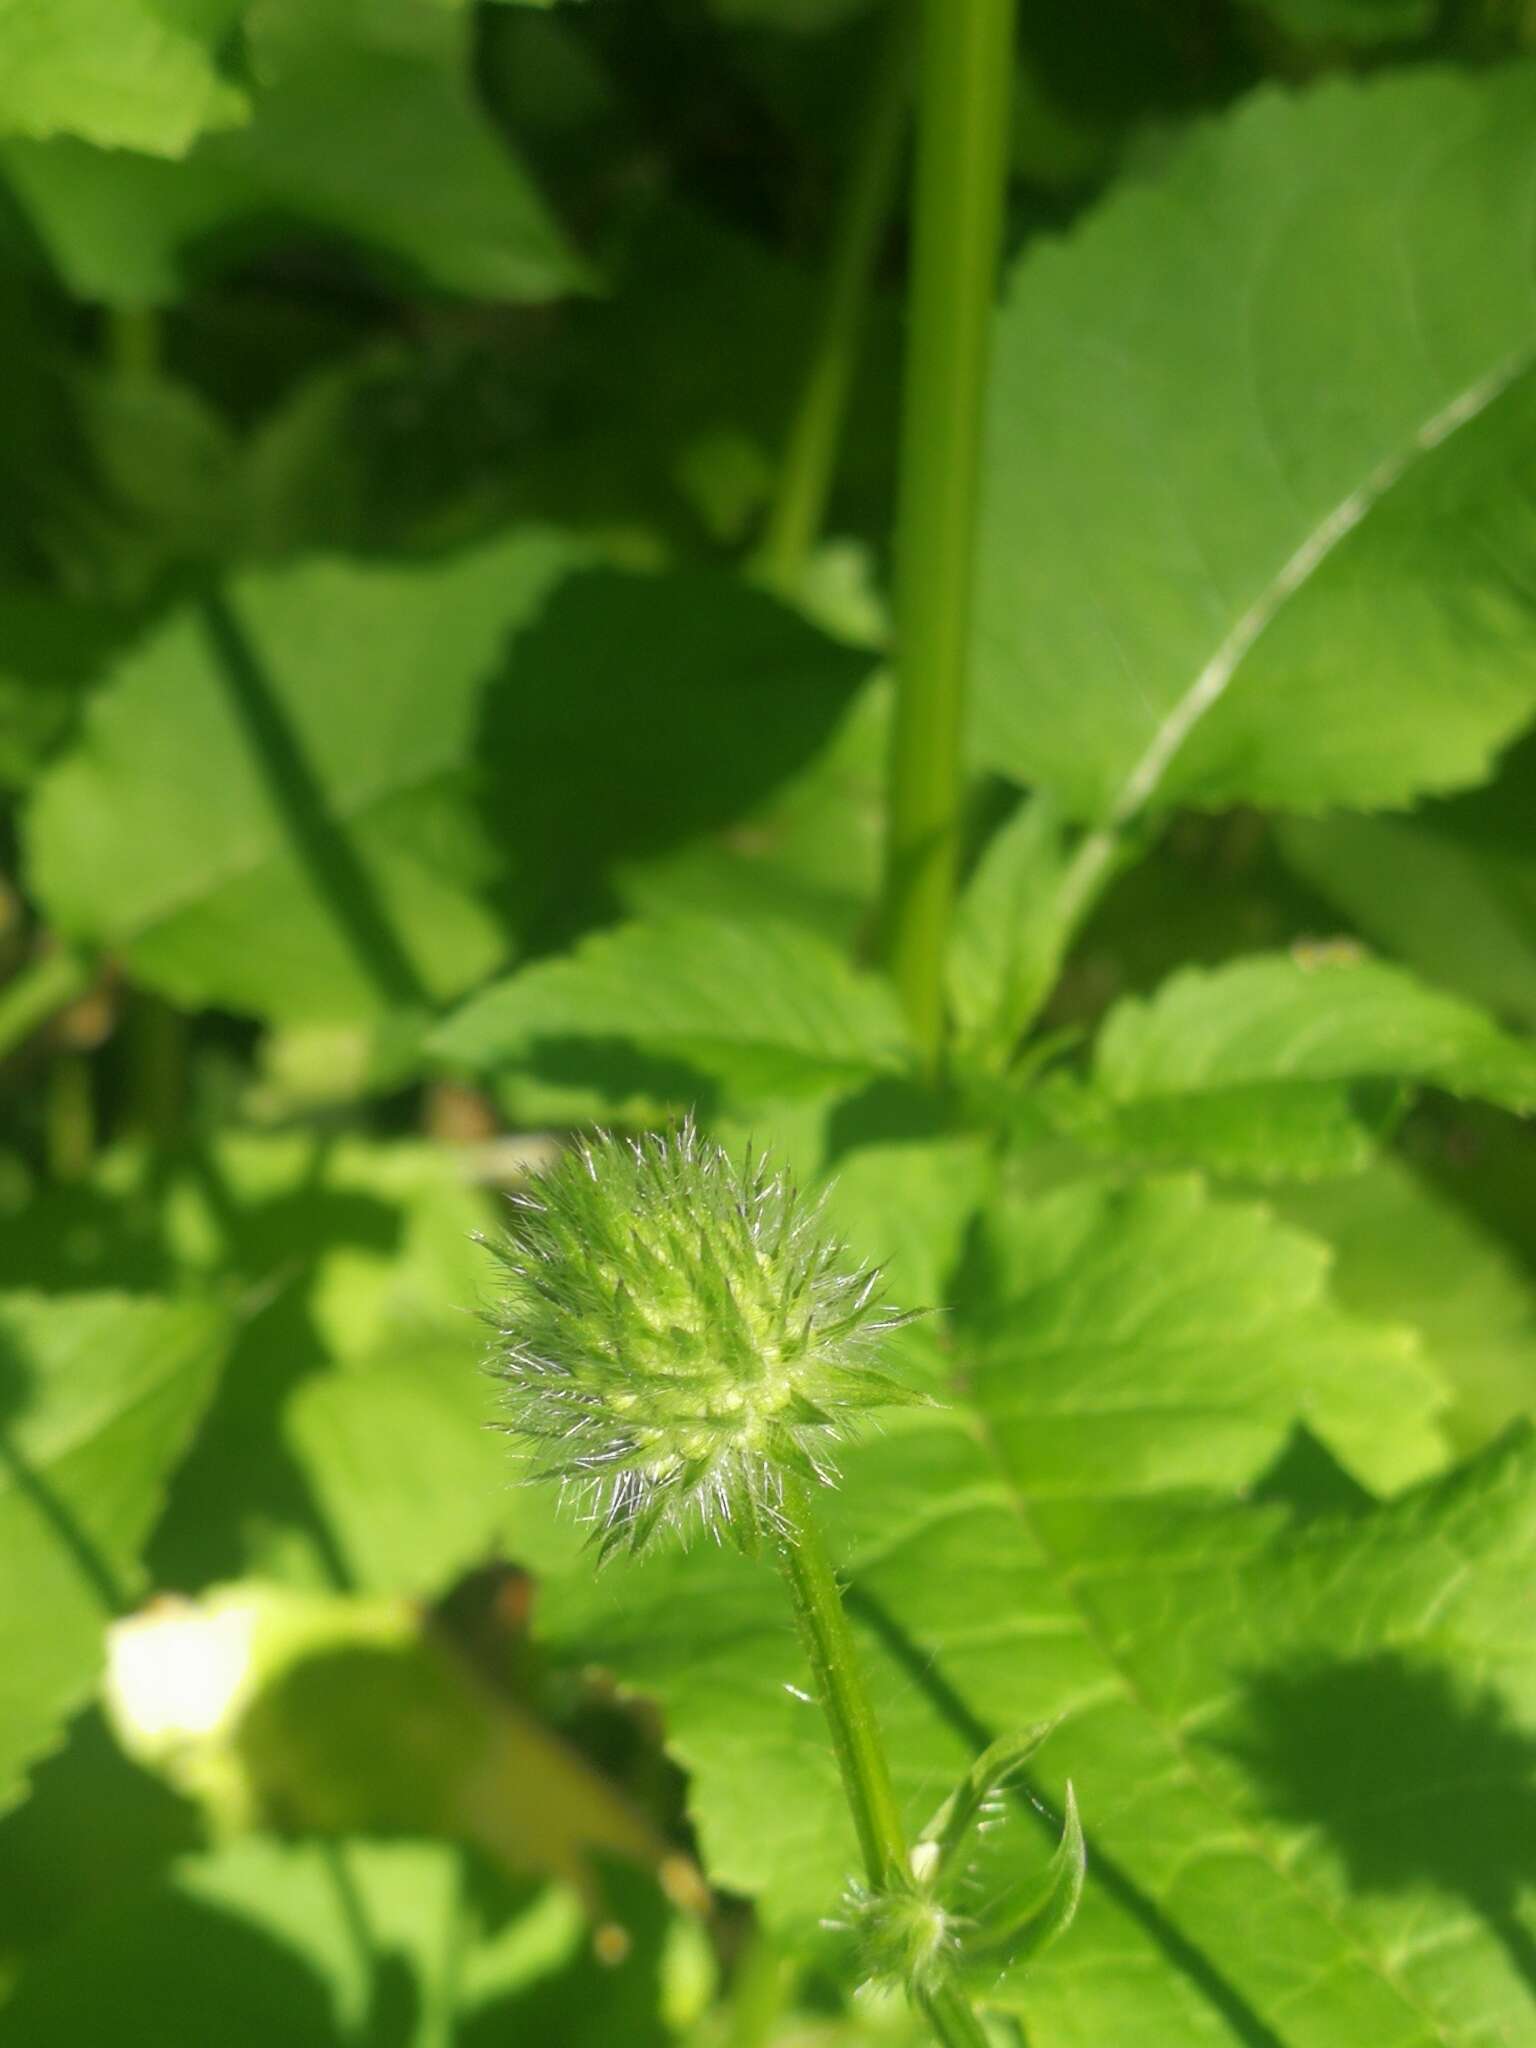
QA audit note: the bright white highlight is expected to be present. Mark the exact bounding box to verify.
[106,1596,256,1746]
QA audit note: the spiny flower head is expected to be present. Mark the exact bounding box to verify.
[483,1119,920,1557]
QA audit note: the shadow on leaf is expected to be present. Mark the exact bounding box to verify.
[0,1886,352,2048]
[147,1178,403,1591]
[1228,1652,1536,1994]
[0,1330,126,1612]
[477,565,870,941]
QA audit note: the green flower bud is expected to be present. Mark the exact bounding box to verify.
[483,1119,921,1558]
[832,1727,1085,2002]
[842,1878,966,1998]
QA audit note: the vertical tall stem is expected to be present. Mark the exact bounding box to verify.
[884,0,1017,1068]
[759,1,915,591]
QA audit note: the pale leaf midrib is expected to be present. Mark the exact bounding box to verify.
[1107,344,1536,838]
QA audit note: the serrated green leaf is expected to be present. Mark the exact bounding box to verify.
[1279,727,1536,1032]
[432,913,914,1114]
[280,1332,541,1597]
[478,566,876,933]
[138,1137,547,1597]
[0,0,584,306]
[0,1135,549,1600]
[1063,950,1536,1180]
[968,1173,1449,1499]
[1269,1156,1536,1452]
[819,1130,993,1328]
[0,0,249,157]
[538,1179,1536,2045]
[24,532,583,1028]
[975,66,1536,825]
[0,1290,228,1816]
[616,677,888,948]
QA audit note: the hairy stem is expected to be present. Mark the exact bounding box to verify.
[759,0,915,591]
[776,1477,994,2047]
[884,0,1017,1068]
[776,1474,907,1888]
[921,1982,995,2048]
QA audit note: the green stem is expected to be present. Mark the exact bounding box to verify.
[0,947,93,1063]
[883,0,1017,1069]
[775,1479,994,2048]
[776,1476,907,1889]
[921,1982,995,2048]
[758,0,915,591]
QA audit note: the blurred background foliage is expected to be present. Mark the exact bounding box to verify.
[5,1,1536,2044]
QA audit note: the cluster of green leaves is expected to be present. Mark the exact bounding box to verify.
[3,2,1536,2044]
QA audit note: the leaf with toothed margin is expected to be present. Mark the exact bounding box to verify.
[431,912,914,1114]
[527,1170,1536,2045]
[1047,949,1536,1181]
[0,0,250,157]
[974,65,1536,825]
[24,532,584,1030]
[0,0,584,305]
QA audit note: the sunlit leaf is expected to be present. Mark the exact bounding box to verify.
[1055,949,1536,1179]
[0,0,584,304]
[976,67,1536,823]
[0,1290,228,1815]
[0,0,249,157]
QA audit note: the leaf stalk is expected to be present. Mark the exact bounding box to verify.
[759,0,916,591]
